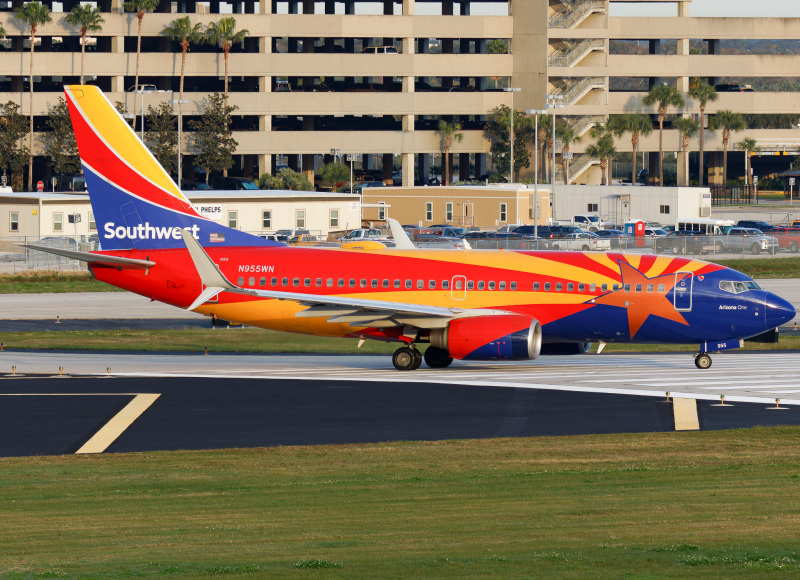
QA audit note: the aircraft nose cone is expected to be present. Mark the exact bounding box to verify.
[765,292,796,329]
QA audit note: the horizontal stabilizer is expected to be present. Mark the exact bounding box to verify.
[20,244,155,269]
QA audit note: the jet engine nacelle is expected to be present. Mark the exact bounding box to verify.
[430,315,542,361]
[540,342,593,355]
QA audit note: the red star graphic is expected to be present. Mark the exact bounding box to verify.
[588,261,689,338]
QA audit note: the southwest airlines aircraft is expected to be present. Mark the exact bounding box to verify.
[29,86,795,371]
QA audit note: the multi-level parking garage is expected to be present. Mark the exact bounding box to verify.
[0,0,798,188]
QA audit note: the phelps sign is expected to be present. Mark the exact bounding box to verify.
[193,205,223,219]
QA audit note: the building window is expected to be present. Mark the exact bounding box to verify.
[588,203,598,212]
[53,212,63,232]
[378,202,386,221]
[10,212,19,232]
[425,202,433,221]
[227,210,238,229]
[445,202,453,222]
[330,208,339,228]
[262,210,272,229]
[499,203,507,222]
[660,205,670,214]
[88,211,96,231]
[296,209,306,228]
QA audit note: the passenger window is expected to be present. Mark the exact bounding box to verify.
[489,281,496,290]
[647,284,653,293]
[394,279,401,288]
[304,278,311,287]
[382,279,389,288]
[510,282,517,290]
[578,283,585,292]
[567,283,574,292]
[612,283,619,291]
[417,280,424,289]
[544,282,551,291]
[271,277,278,286]
[658,284,665,293]
[326,278,333,287]
[237,277,244,285]
[360,279,367,288]
[247,277,254,286]
[282,277,288,286]
[406,279,412,289]
[293,278,300,287]
[635,284,642,293]
[533,282,540,291]
[590,283,596,292]
[371,279,378,288]
[338,278,344,287]
[455,279,463,290]
[478,281,485,290]
[624,283,631,292]
[444,280,451,290]
[601,283,607,292]
[499,281,506,290]
[349,279,355,287]
[429,280,436,289]
[315,278,322,287]
[259,277,266,286]
[555,283,562,291]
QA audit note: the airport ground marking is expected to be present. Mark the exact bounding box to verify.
[672,398,700,431]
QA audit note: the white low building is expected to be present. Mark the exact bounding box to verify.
[0,191,362,241]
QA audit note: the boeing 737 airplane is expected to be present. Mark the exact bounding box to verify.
[28,86,795,371]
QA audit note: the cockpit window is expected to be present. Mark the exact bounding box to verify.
[719,280,760,294]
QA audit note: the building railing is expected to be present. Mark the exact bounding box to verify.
[548,0,606,29]
[554,153,596,184]
[549,77,605,105]
[710,184,758,205]
[548,39,605,68]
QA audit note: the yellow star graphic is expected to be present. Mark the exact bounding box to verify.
[589,261,689,338]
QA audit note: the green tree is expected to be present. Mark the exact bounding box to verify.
[258,167,313,191]
[190,93,238,181]
[42,97,80,176]
[320,162,350,192]
[674,117,699,186]
[123,0,159,96]
[484,106,534,181]
[538,118,552,182]
[438,120,463,185]
[556,123,581,184]
[206,17,249,96]
[14,0,52,190]
[709,110,746,187]
[486,40,508,54]
[687,80,718,186]
[737,137,760,186]
[642,84,685,185]
[0,101,30,191]
[585,134,616,186]
[589,118,624,185]
[0,22,5,37]
[65,4,104,84]
[145,102,178,177]
[619,114,653,185]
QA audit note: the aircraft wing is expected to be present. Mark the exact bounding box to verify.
[20,244,156,269]
[179,230,461,325]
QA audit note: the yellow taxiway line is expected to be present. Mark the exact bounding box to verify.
[672,397,700,431]
[76,393,160,454]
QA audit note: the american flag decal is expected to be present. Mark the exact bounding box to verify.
[210,232,225,242]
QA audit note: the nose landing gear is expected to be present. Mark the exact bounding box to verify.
[695,352,712,369]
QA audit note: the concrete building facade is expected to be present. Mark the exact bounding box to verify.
[0,0,798,188]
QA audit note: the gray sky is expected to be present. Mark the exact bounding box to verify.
[611,0,800,18]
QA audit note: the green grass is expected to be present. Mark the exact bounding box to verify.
[713,257,800,279]
[2,427,800,578]
[0,271,122,293]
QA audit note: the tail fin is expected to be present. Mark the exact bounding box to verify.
[64,85,277,250]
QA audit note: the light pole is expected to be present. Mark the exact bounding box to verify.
[504,87,521,183]
[526,109,548,240]
[545,94,565,219]
[135,88,155,142]
[170,96,188,187]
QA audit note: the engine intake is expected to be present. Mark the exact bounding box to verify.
[430,314,542,361]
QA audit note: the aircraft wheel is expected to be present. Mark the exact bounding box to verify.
[410,348,423,370]
[791,241,799,253]
[424,346,454,368]
[392,347,418,371]
[750,243,761,255]
[695,353,712,370]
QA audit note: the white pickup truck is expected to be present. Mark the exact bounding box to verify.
[341,228,389,242]
[571,215,608,231]
[550,232,612,252]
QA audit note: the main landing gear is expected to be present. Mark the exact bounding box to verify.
[391,345,453,370]
[695,352,712,369]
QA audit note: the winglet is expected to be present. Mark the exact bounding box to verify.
[387,218,415,249]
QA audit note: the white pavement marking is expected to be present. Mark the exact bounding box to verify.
[75,394,161,454]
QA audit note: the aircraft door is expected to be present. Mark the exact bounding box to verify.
[451,275,467,300]
[673,272,693,311]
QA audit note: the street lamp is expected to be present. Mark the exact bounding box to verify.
[330,148,341,163]
[526,108,548,240]
[170,97,188,187]
[504,87,521,183]
[545,94,565,219]
[135,88,155,142]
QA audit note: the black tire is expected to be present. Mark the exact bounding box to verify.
[410,348,423,370]
[552,244,560,251]
[424,346,454,368]
[671,244,683,255]
[791,241,799,253]
[392,347,417,371]
[695,353,712,370]
[750,243,761,255]
[581,244,590,252]
[715,241,725,253]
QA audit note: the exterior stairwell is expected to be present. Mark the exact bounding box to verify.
[549,0,606,30]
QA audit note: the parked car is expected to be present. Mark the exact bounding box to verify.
[595,228,633,249]
[513,225,554,238]
[41,174,87,192]
[288,234,327,245]
[550,232,611,252]
[655,230,713,254]
[416,238,471,250]
[550,225,584,238]
[770,226,800,253]
[274,228,310,241]
[209,176,259,190]
[341,228,389,242]
[180,180,211,190]
[736,219,774,233]
[718,227,778,255]
[463,230,492,240]
[432,226,468,238]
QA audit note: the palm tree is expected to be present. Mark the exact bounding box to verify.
[538,119,550,182]
[123,0,159,94]
[15,1,52,191]
[687,80,718,186]
[437,120,463,185]
[585,134,616,186]
[0,22,5,37]
[709,110,746,188]
[162,16,205,183]
[65,4,104,84]
[620,113,653,185]
[674,117,699,186]
[589,119,623,185]
[737,137,760,186]
[556,123,581,184]
[206,17,249,97]
[642,84,685,185]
